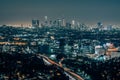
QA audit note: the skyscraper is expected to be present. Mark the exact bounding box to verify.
[62,18,66,27]
[97,22,103,31]
[57,19,62,27]
[44,16,48,21]
[44,16,48,26]
[71,20,75,29]
[32,19,39,27]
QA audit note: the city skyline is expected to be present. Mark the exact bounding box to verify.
[0,0,120,25]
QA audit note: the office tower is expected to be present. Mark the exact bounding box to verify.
[66,22,71,29]
[49,20,52,27]
[57,19,62,27]
[72,20,75,26]
[97,22,103,31]
[97,22,102,27]
[80,23,87,31]
[45,16,48,21]
[53,20,57,27]
[32,19,39,27]
[71,20,75,29]
[77,22,80,27]
[36,20,39,27]
[62,18,66,27]
[107,25,112,30]
[32,19,35,27]
[44,16,48,26]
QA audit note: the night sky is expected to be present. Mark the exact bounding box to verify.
[0,0,120,25]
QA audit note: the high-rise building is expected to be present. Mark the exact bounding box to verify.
[44,16,48,21]
[107,25,112,30]
[62,18,66,27]
[44,16,48,26]
[66,22,71,29]
[97,22,103,31]
[72,20,75,26]
[71,20,75,29]
[32,19,39,27]
[57,19,62,27]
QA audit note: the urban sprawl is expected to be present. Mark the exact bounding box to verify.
[0,17,120,80]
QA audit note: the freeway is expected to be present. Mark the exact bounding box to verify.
[39,54,84,80]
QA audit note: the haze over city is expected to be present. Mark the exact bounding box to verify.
[1,0,120,80]
[0,0,120,26]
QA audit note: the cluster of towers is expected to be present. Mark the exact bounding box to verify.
[32,16,113,31]
[31,16,79,28]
